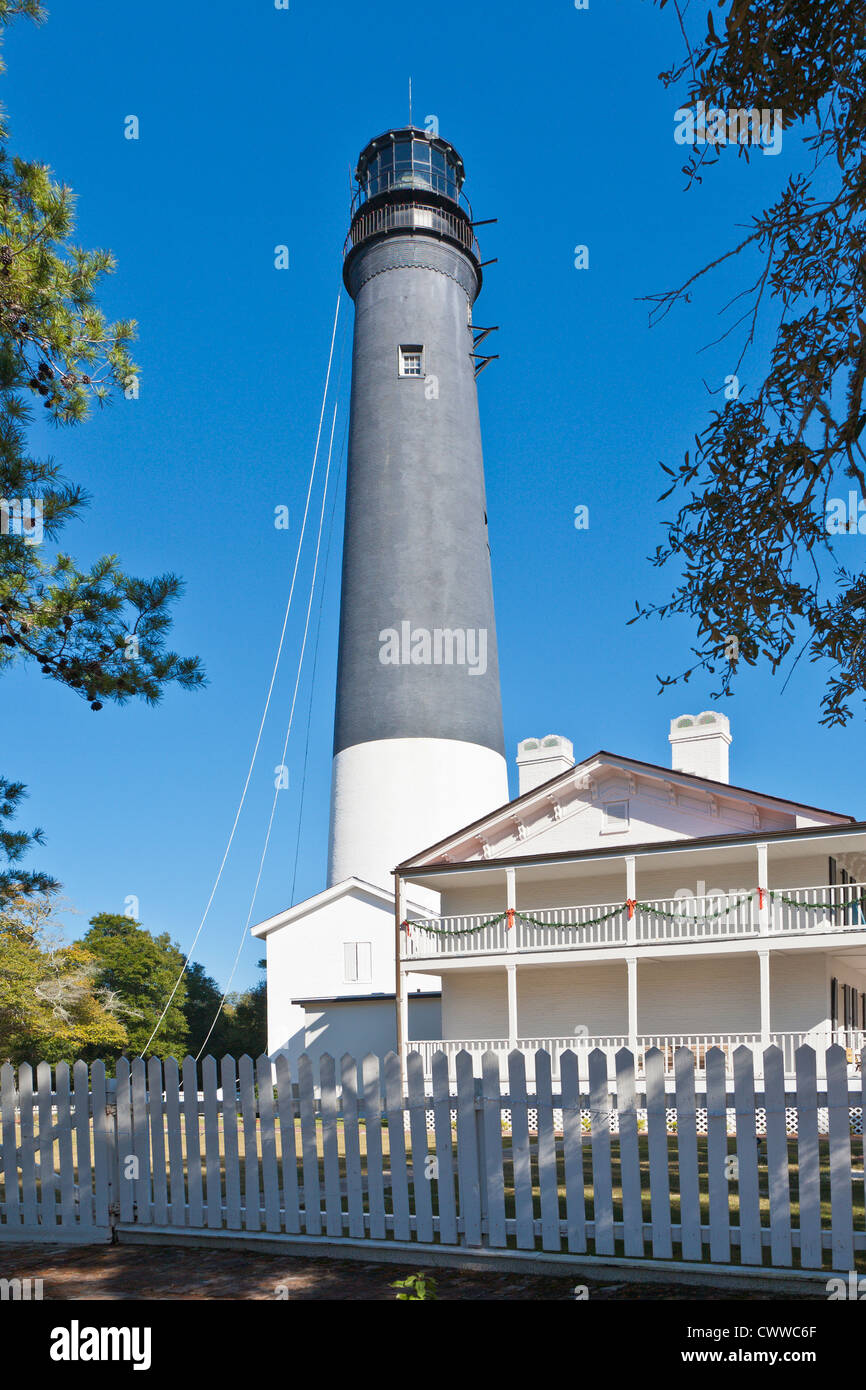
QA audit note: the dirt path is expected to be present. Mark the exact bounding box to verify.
[0,1241,822,1300]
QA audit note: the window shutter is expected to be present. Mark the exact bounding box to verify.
[357,942,372,983]
[344,942,357,982]
[831,977,838,1030]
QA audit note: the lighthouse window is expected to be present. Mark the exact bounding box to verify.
[398,345,424,378]
[344,942,372,983]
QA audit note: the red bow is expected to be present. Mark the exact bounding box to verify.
[626,899,637,920]
[506,908,515,930]
[757,888,765,910]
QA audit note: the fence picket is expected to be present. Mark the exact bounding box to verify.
[862,1047,866,1250]
[732,1046,762,1265]
[163,1058,185,1228]
[507,1049,536,1250]
[763,1046,792,1267]
[202,1055,222,1230]
[480,1052,506,1248]
[147,1058,168,1227]
[73,1061,93,1228]
[90,1061,111,1230]
[430,1051,457,1246]
[645,1048,672,1259]
[320,1055,343,1239]
[794,1046,821,1268]
[238,1055,261,1233]
[407,1051,435,1245]
[182,1056,204,1229]
[256,1054,281,1234]
[0,1063,19,1227]
[384,1052,411,1242]
[115,1058,134,1225]
[55,1063,76,1227]
[536,1049,560,1252]
[361,1054,386,1240]
[705,1047,730,1264]
[588,1048,614,1256]
[298,1053,321,1236]
[220,1056,241,1230]
[18,1064,38,1228]
[615,1049,643,1258]
[455,1050,482,1246]
[826,1044,854,1270]
[2,1042,858,1275]
[674,1048,701,1262]
[130,1059,151,1225]
[274,1054,300,1234]
[340,1054,365,1240]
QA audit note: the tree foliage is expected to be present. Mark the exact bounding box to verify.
[184,958,268,1060]
[0,893,127,1064]
[81,913,188,1059]
[636,0,866,724]
[0,3,204,895]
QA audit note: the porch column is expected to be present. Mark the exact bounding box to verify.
[507,965,518,1050]
[506,866,517,954]
[395,874,407,1079]
[626,955,638,1056]
[626,855,636,944]
[759,948,771,1051]
[757,842,769,934]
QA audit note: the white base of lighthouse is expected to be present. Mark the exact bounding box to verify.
[327,737,509,892]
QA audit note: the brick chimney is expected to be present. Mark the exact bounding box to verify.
[517,735,575,795]
[669,712,731,784]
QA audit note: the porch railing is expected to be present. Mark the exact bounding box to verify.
[403,882,866,961]
[411,1030,866,1078]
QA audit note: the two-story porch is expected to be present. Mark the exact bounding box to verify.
[396,821,866,1080]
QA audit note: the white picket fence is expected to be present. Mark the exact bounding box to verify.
[1,1046,865,1273]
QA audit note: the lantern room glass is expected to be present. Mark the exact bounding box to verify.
[360,137,461,203]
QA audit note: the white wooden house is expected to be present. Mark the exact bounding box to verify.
[395,713,866,1080]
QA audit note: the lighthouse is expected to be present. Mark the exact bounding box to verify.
[254,127,508,1069]
[327,127,509,888]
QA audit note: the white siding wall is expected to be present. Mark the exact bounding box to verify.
[303,995,442,1064]
[516,963,628,1038]
[265,888,437,1066]
[637,957,760,1033]
[442,970,508,1039]
[769,953,829,1033]
[438,851,836,918]
[438,951,862,1042]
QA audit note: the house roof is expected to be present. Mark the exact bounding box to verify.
[396,748,855,871]
[397,817,866,883]
[290,991,441,1006]
[250,874,429,938]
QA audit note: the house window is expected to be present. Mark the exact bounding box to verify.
[602,800,629,831]
[398,344,424,377]
[343,942,372,983]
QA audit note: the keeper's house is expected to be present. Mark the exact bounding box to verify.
[396,713,866,1080]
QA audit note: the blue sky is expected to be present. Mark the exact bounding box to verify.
[3,0,862,994]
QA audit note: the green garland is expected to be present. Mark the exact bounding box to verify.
[404,888,866,939]
[767,888,866,916]
[513,906,624,932]
[410,911,508,938]
[633,893,755,924]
